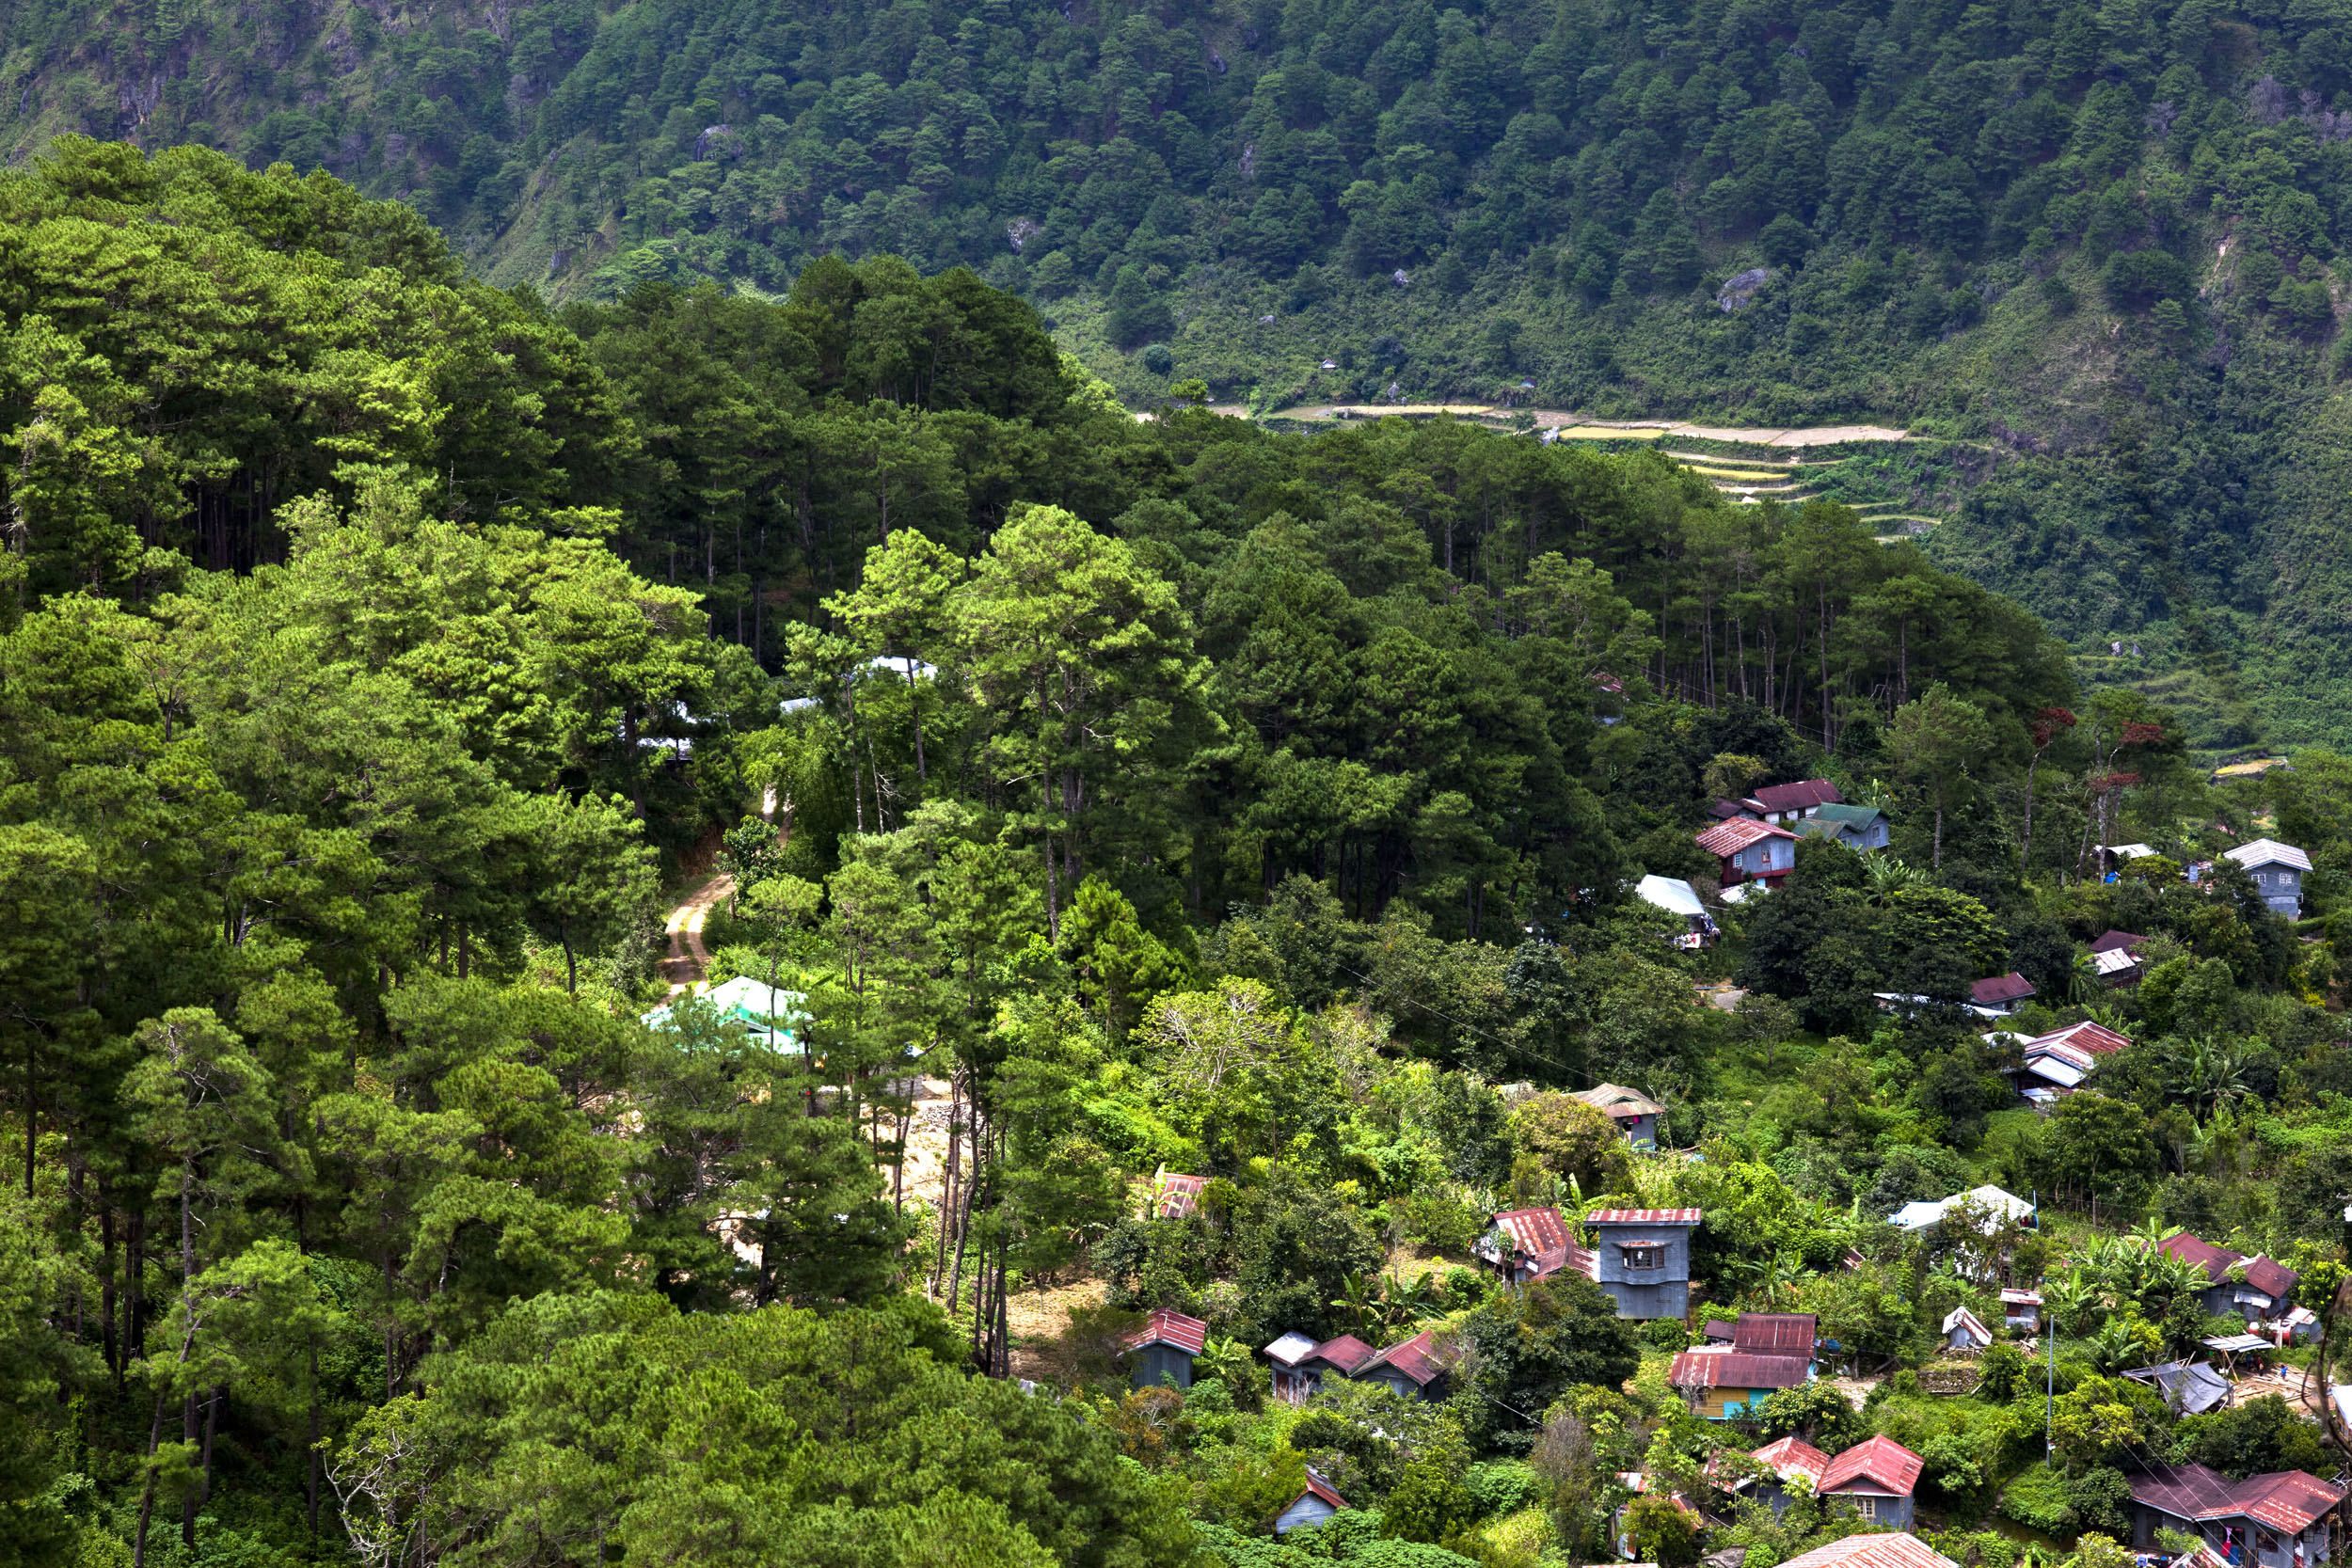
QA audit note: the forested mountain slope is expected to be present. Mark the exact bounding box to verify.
[8,0,2352,740]
[8,141,2352,1568]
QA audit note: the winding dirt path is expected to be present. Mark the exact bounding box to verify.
[660,872,735,995]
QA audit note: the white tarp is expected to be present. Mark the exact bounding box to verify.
[1636,874,1708,918]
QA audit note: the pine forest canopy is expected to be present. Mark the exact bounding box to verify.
[9,0,2352,739]
[8,135,2352,1568]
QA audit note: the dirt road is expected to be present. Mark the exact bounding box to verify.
[659,872,734,994]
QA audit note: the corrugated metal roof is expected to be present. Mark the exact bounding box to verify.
[1819,1435,1925,1497]
[2243,1254,2300,1299]
[1310,1334,1375,1374]
[2225,838,2312,873]
[1298,1469,1348,1511]
[1121,1308,1208,1355]
[1486,1206,1575,1275]
[1750,780,1842,813]
[2036,1020,2131,1055]
[1777,1534,1958,1568]
[1588,1208,1703,1225]
[1732,1313,1817,1354]
[1698,817,1798,858]
[1749,1435,1833,1481]
[1263,1332,1319,1367]
[1667,1352,1809,1388]
[1574,1083,1666,1117]
[2089,930,2148,953]
[1970,973,2037,1005]
[1361,1330,1454,1386]
[1812,802,1884,827]
[2132,1464,2342,1530]
[2159,1233,2296,1298]
[1151,1169,1207,1220]
[2000,1289,2042,1306]
[2091,948,2140,978]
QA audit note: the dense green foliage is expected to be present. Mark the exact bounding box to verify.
[5,146,2352,1568]
[23,0,2352,734]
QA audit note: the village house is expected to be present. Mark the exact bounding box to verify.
[2217,839,2312,916]
[1121,1308,1208,1389]
[1711,779,1845,824]
[2160,1232,2302,1322]
[1774,1534,1960,1568]
[1273,1471,1349,1535]
[2090,930,2150,987]
[1995,1017,2132,1105]
[1572,1083,1667,1146]
[1698,816,1799,886]
[1994,1019,2128,1107]
[1355,1329,1454,1401]
[1795,802,1892,850]
[2128,1463,2344,1568]
[1476,1206,1592,1287]
[2001,1289,2042,1334]
[1586,1208,1702,1319]
[1738,1435,1832,1516]
[1968,973,2038,1015]
[1667,1345,1812,1419]
[1817,1434,1926,1528]
[1263,1331,1377,1403]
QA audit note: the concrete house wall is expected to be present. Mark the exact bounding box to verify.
[1589,1219,1695,1319]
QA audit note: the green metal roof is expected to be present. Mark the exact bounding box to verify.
[642,976,806,1050]
[1812,802,1885,827]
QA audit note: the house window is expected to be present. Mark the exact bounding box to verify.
[1620,1243,1663,1270]
[1854,1497,1877,1520]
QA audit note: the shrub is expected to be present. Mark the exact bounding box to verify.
[2102,248,2190,310]
[1140,342,1174,374]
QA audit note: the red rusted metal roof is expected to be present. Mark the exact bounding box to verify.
[2157,1233,2297,1298]
[1151,1169,1207,1219]
[1777,1534,1959,1568]
[2232,1471,2344,1532]
[1698,817,1798,859]
[2033,1019,2131,1055]
[1732,1312,1818,1354]
[2089,930,2148,953]
[1749,779,1842,813]
[2162,1230,2237,1281]
[1667,1352,1809,1389]
[1298,1469,1348,1511]
[1588,1208,1703,1225]
[1749,1435,1833,1481]
[2241,1254,2300,1300]
[1310,1334,1375,1374]
[1361,1330,1454,1386]
[1820,1435,1925,1497]
[1121,1307,1208,1355]
[1489,1206,1573,1270]
[1969,973,2037,1006]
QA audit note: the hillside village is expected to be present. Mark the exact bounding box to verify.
[992,760,2352,1568]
